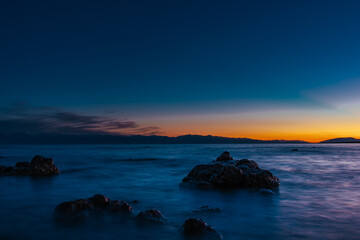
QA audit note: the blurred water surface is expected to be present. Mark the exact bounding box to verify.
[1,144,360,240]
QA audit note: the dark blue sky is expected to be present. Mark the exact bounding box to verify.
[1,1,360,140]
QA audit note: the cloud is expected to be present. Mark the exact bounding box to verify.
[0,103,160,135]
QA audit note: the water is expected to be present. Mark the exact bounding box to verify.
[1,144,360,240]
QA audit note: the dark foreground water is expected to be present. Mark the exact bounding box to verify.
[1,144,360,240]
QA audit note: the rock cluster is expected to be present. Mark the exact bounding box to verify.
[0,155,60,176]
[182,152,280,189]
[55,194,132,217]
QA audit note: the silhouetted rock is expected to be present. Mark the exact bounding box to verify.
[136,209,167,223]
[29,155,60,176]
[55,194,132,220]
[182,152,280,189]
[192,206,220,213]
[0,155,59,176]
[291,148,299,151]
[182,218,222,239]
[216,151,233,161]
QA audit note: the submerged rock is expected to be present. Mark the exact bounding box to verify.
[182,218,222,239]
[0,155,60,176]
[291,148,299,152]
[192,206,220,213]
[181,152,280,189]
[55,194,132,219]
[136,209,167,223]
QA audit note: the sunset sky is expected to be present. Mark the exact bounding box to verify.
[1,0,360,142]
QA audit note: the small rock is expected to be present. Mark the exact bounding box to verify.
[109,200,132,212]
[216,151,233,161]
[192,206,220,213]
[55,199,94,214]
[136,209,167,223]
[182,218,222,239]
[260,189,275,195]
[291,149,299,152]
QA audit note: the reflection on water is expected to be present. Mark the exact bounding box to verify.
[1,144,360,239]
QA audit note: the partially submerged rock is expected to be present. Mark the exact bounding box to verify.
[260,188,275,195]
[0,155,60,176]
[182,152,280,189]
[182,218,222,239]
[55,194,132,220]
[192,206,220,213]
[136,209,167,223]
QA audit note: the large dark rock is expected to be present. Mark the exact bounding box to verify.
[182,218,222,239]
[181,152,279,189]
[29,155,60,176]
[0,155,59,176]
[55,194,132,220]
[136,209,167,223]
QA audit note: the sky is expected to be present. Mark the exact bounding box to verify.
[1,0,360,142]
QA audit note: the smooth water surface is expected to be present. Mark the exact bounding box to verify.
[1,144,360,240]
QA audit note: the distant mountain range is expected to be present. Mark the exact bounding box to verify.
[0,133,308,144]
[320,137,360,143]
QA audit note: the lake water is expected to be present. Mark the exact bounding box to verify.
[1,144,360,240]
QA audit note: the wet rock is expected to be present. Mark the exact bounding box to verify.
[182,218,222,239]
[29,155,60,176]
[216,151,233,161]
[182,152,280,189]
[260,189,275,195]
[291,148,299,151]
[192,206,220,213]
[109,200,132,212]
[136,209,167,223]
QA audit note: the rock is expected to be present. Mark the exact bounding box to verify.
[260,189,275,195]
[216,151,233,161]
[89,194,110,208]
[55,194,133,219]
[182,152,280,189]
[29,155,60,176]
[1,155,60,176]
[291,148,299,151]
[55,199,94,214]
[109,200,132,212]
[192,206,220,213]
[136,209,167,223]
[182,218,222,239]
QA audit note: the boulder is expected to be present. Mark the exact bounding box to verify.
[89,194,110,208]
[182,218,222,239]
[182,152,279,189]
[136,209,167,223]
[29,155,60,176]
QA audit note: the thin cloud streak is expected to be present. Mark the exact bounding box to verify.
[0,103,161,135]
